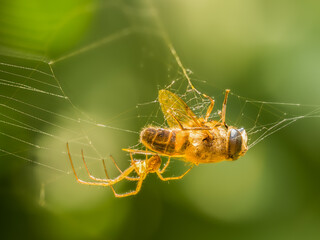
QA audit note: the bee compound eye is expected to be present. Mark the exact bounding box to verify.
[238,128,245,133]
[228,128,243,160]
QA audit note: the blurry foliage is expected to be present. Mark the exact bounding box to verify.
[0,0,320,240]
[0,0,93,56]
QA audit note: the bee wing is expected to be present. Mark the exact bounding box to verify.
[159,90,200,128]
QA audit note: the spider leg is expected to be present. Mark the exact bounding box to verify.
[122,148,160,156]
[221,89,230,127]
[102,159,143,198]
[159,156,171,174]
[112,178,144,198]
[102,159,141,197]
[66,143,135,186]
[102,159,116,193]
[110,155,139,181]
[124,153,141,181]
[156,164,194,181]
[102,164,136,184]
[109,155,122,173]
[81,149,111,182]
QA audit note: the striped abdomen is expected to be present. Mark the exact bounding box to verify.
[140,128,188,155]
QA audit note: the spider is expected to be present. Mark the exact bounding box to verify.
[66,144,193,198]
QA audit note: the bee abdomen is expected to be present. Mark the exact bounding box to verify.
[140,128,176,154]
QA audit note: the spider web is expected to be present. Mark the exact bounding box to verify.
[0,0,320,205]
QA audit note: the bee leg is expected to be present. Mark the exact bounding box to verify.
[221,89,230,127]
[203,94,215,122]
[156,164,194,181]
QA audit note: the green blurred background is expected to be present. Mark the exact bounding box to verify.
[0,0,320,239]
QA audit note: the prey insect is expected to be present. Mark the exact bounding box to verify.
[67,89,248,197]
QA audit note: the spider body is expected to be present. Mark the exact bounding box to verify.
[133,155,161,176]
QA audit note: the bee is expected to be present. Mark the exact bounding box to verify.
[138,89,248,163]
[67,89,248,197]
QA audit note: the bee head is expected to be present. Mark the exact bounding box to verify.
[228,128,248,160]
